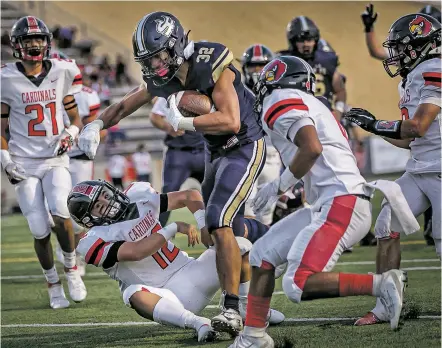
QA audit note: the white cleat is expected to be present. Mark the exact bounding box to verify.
[48,283,70,309]
[65,268,87,302]
[239,301,285,326]
[76,255,86,277]
[379,269,408,329]
[211,308,243,337]
[229,330,274,348]
[195,318,218,343]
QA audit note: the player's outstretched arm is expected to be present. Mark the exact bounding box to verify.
[361,3,388,61]
[192,69,241,134]
[332,71,347,120]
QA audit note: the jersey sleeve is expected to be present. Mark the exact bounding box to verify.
[151,97,168,117]
[420,69,441,108]
[0,66,12,106]
[76,230,115,268]
[74,92,90,118]
[264,95,314,141]
[65,60,82,96]
[88,89,101,117]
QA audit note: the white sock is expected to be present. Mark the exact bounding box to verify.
[372,274,382,296]
[62,251,76,269]
[239,281,250,304]
[244,326,266,337]
[43,266,60,284]
[153,297,200,330]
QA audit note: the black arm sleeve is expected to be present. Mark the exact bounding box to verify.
[102,241,125,269]
[160,193,168,213]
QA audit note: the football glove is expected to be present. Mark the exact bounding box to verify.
[78,120,102,159]
[1,150,27,185]
[344,108,402,139]
[361,3,378,33]
[49,125,79,156]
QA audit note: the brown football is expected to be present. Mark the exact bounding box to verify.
[172,90,215,117]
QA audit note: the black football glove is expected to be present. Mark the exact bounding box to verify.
[361,3,378,33]
[344,108,403,139]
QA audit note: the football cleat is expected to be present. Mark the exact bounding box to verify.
[229,330,274,348]
[354,312,385,326]
[48,283,70,309]
[65,267,87,302]
[211,308,243,337]
[379,269,408,329]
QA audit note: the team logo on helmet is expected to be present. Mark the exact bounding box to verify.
[72,184,98,199]
[409,15,433,38]
[155,15,175,38]
[263,59,287,84]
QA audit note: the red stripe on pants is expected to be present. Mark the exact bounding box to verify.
[293,195,357,290]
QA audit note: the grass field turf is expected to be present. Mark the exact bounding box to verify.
[1,190,440,348]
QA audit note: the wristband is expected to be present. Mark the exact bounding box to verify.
[278,168,299,193]
[334,101,346,114]
[158,222,178,241]
[178,117,196,131]
[373,120,402,140]
[194,209,206,230]
[1,149,12,168]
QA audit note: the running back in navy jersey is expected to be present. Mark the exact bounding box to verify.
[145,41,264,152]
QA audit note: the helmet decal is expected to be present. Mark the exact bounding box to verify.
[263,59,287,84]
[409,15,433,38]
[71,184,99,199]
[155,15,175,38]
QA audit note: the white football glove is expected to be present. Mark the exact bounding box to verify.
[1,150,27,185]
[49,125,79,156]
[166,95,195,131]
[78,120,103,159]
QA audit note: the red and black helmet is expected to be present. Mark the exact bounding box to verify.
[10,16,52,61]
[67,180,130,228]
[383,13,441,78]
[241,44,274,89]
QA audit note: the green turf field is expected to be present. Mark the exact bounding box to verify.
[1,190,440,348]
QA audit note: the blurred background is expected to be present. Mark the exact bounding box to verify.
[0,0,439,214]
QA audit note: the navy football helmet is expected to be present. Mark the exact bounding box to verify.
[286,16,320,60]
[420,5,441,23]
[253,56,316,113]
[132,12,188,86]
[241,44,274,89]
[383,13,441,77]
[10,16,52,61]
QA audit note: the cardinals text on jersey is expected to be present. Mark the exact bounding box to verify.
[1,58,82,158]
[76,182,192,290]
[398,58,441,173]
[261,88,366,207]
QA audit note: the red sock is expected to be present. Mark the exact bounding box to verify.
[244,294,271,328]
[339,273,373,297]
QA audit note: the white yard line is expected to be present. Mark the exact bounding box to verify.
[1,260,439,280]
[2,316,440,328]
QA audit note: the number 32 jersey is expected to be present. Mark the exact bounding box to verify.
[77,182,192,289]
[1,59,82,159]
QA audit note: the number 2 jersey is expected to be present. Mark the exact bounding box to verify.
[1,59,82,159]
[398,58,441,174]
[145,41,264,152]
[261,89,366,207]
[76,182,192,290]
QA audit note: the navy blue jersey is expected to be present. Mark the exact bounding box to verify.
[278,39,339,104]
[146,41,263,152]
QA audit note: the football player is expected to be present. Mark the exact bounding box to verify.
[57,73,104,276]
[0,16,87,309]
[240,44,282,226]
[149,96,205,227]
[70,180,284,342]
[278,16,347,120]
[77,12,265,335]
[345,13,441,326]
[361,3,440,245]
[230,56,411,347]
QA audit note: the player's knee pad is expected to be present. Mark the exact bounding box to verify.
[244,218,270,243]
[235,237,252,256]
[282,271,306,304]
[26,211,51,239]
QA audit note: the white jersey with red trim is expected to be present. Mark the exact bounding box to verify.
[1,58,82,159]
[64,86,101,158]
[261,88,366,207]
[398,58,441,173]
[76,182,192,289]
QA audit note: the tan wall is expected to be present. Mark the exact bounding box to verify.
[46,1,423,121]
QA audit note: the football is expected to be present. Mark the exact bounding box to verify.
[172,90,215,117]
